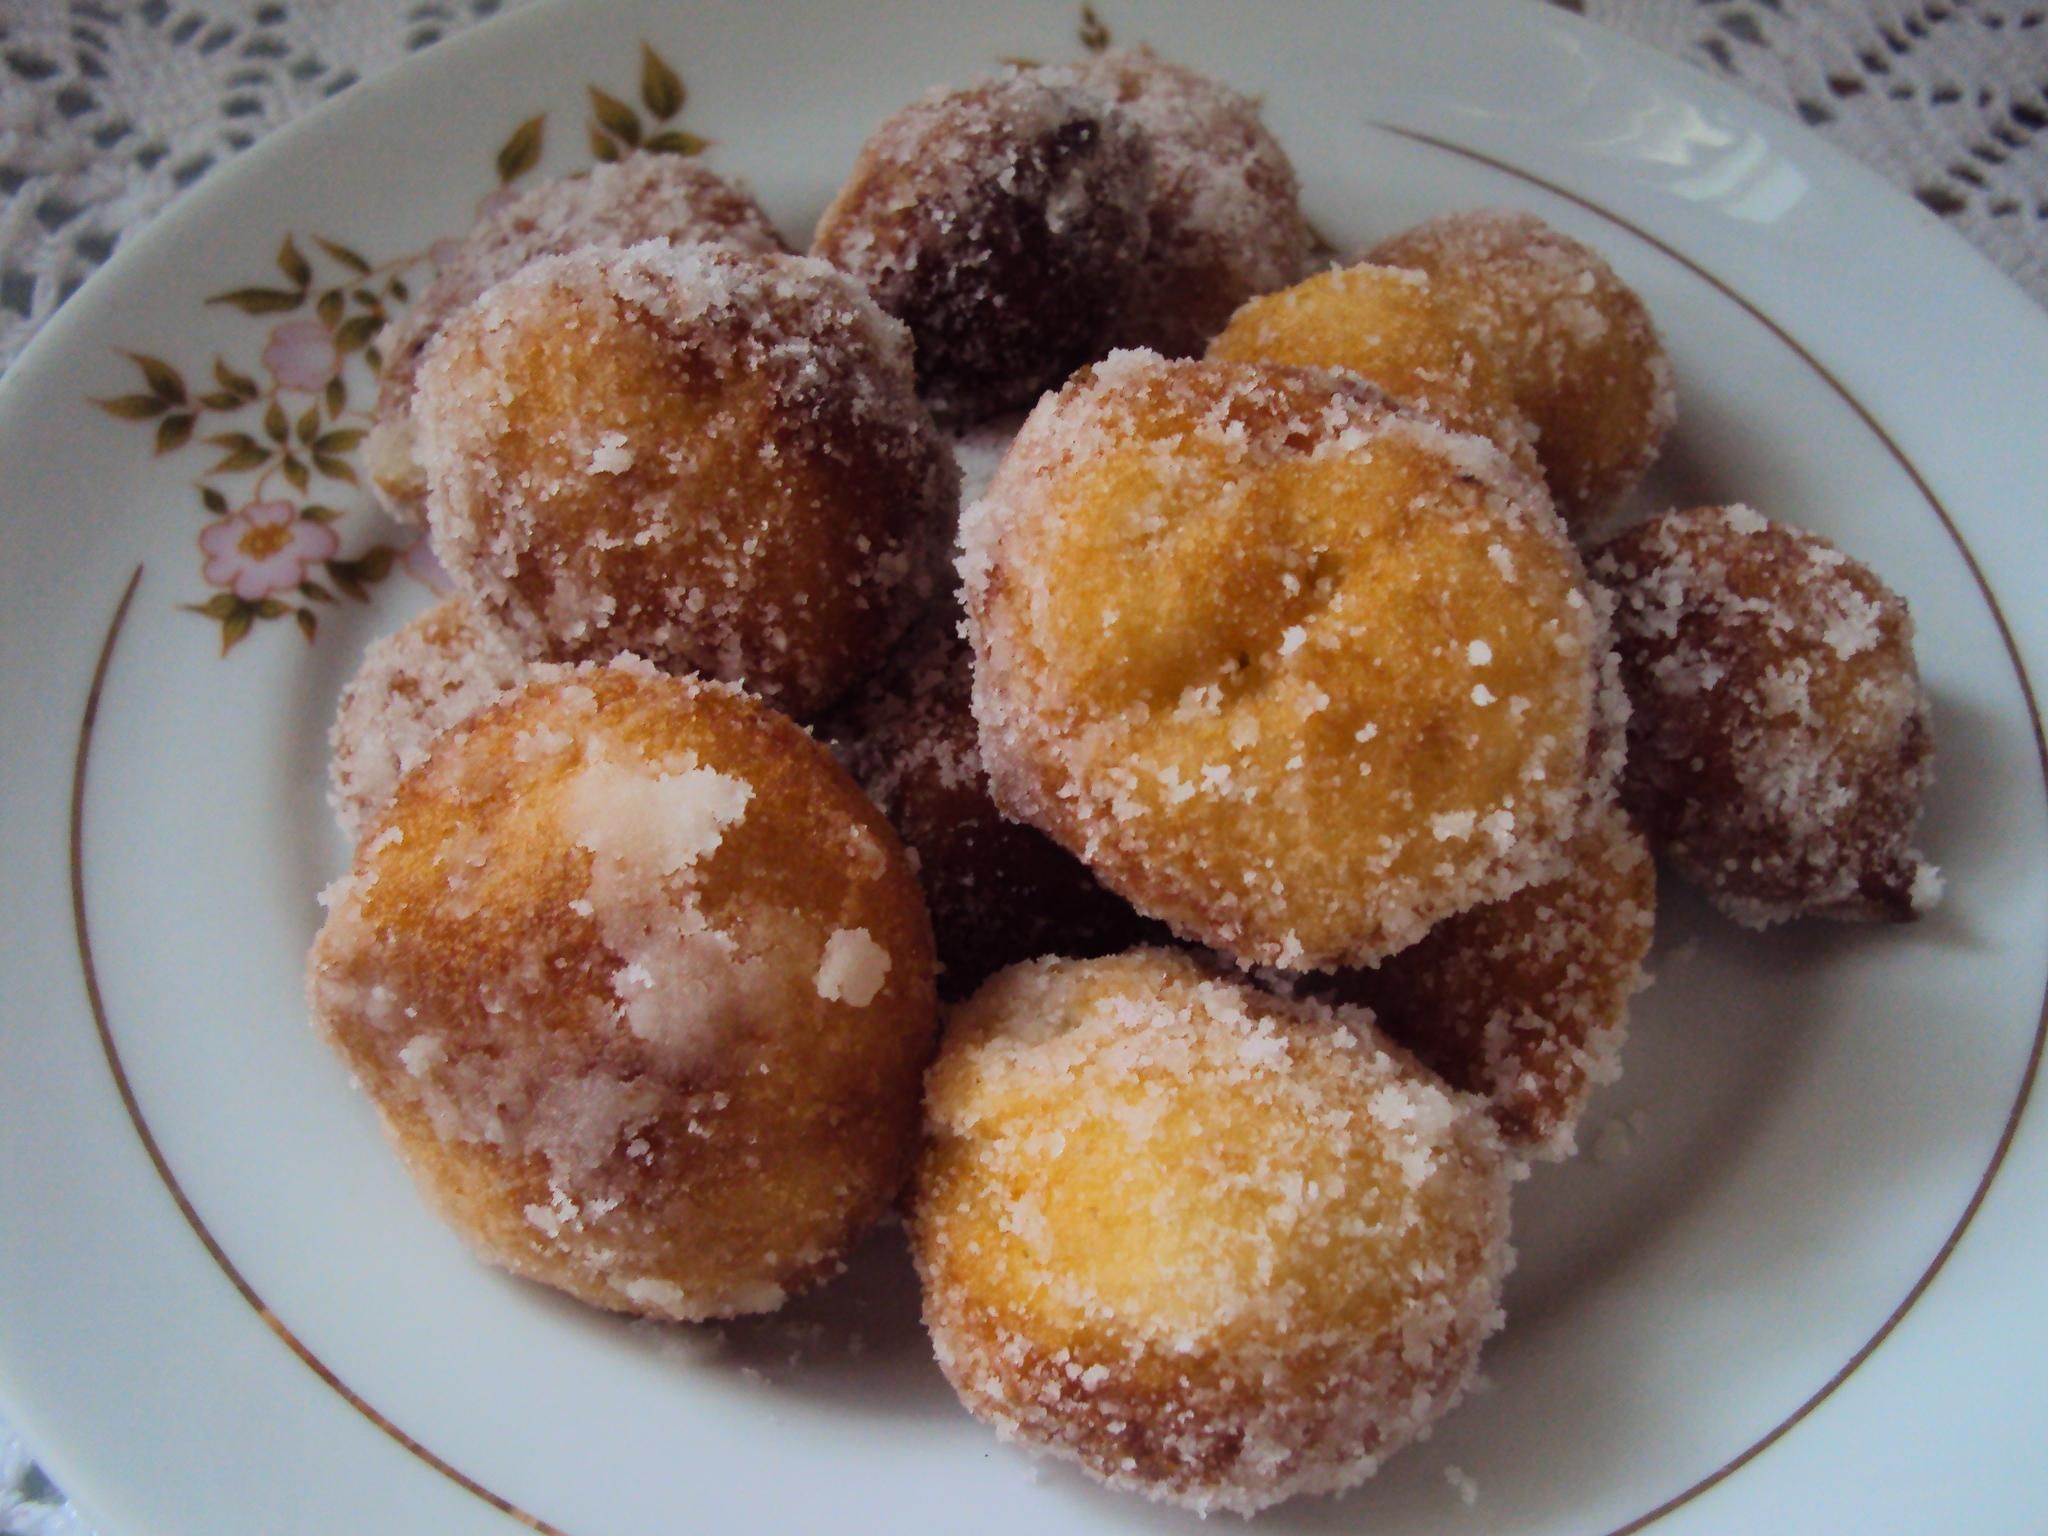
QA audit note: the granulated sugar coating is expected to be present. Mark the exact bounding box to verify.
[306,661,937,1320]
[960,354,1619,970]
[1069,48,1311,358]
[1318,799,1657,1160]
[368,153,787,520]
[1370,211,1675,533]
[811,69,1153,425]
[413,242,957,717]
[830,606,1163,998]
[327,595,528,840]
[1208,261,1542,485]
[1592,504,1940,928]
[911,949,1513,1516]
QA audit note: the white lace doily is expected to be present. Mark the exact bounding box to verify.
[1,1,2044,1529]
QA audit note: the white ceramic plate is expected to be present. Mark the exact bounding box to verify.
[2,1,2044,1531]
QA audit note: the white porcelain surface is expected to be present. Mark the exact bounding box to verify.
[0,2,2043,1533]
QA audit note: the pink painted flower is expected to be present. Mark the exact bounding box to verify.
[261,318,340,391]
[402,533,453,593]
[200,501,339,601]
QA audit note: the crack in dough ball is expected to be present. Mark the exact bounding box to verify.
[912,948,1514,1516]
[1069,47,1312,358]
[1592,504,1941,927]
[1316,798,1656,1159]
[307,660,938,1320]
[1208,260,1541,484]
[369,152,788,521]
[812,69,1154,426]
[960,352,1619,970]
[1369,210,1675,532]
[414,242,958,716]
[327,596,528,841]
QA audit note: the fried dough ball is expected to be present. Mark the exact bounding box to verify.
[1592,504,1941,927]
[960,352,1620,970]
[307,660,938,1319]
[327,596,528,840]
[368,152,787,520]
[811,69,1153,425]
[832,608,1162,998]
[1069,48,1311,357]
[912,949,1513,1515]
[414,242,958,716]
[1208,261,1541,482]
[1369,210,1675,531]
[1318,799,1655,1159]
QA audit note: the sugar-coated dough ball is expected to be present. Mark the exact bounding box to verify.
[960,352,1621,970]
[812,70,1153,425]
[1592,504,1941,927]
[1369,210,1675,531]
[369,153,787,520]
[831,609,1162,998]
[414,242,957,716]
[1070,48,1311,357]
[1320,798,1655,1159]
[307,660,938,1320]
[327,596,528,840]
[1208,261,1541,483]
[912,949,1513,1515]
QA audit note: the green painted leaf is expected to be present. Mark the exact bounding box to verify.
[326,559,368,602]
[364,344,384,373]
[315,237,372,275]
[300,504,342,525]
[127,352,188,405]
[221,608,253,654]
[496,114,545,182]
[325,376,347,417]
[186,593,241,621]
[155,413,196,454]
[999,54,1043,69]
[316,288,346,327]
[282,453,310,491]
[1079,2,1111,50]
[589,126,621,163]
[277,236,313,289]
[335,314,381,353]
[95,393,167,420]
[214,358,260,398]
[198,390,242,411]
[207,286,305,315]
[644,129,709,156]
[299,578,336,602]
[588,87,642,147]
[296,405,321,445]
[640,44,685,120]
[296,607,318,642]
[200,484,231,515]
[313,428,365,454]
[204,433,271,473]
[352,288,380,307]
[313,453,357,486]
[387,277,409,303]
[263,401,289,442]
[355,545,396,581]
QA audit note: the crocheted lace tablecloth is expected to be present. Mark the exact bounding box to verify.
[2,0,2044,1530]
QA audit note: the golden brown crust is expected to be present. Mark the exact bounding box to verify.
[812,71,1153,425]
[414,244,957,717]
[1592,504,1940,927]
[1370,210,1675,532]
[1208,260,1543,483]
[308,661,938,1319]
[911,950,1512,1514]
[1320,798,1656,1158]
[959,353,1617,969]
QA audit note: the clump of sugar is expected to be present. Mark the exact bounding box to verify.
[816,927,892,1007]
